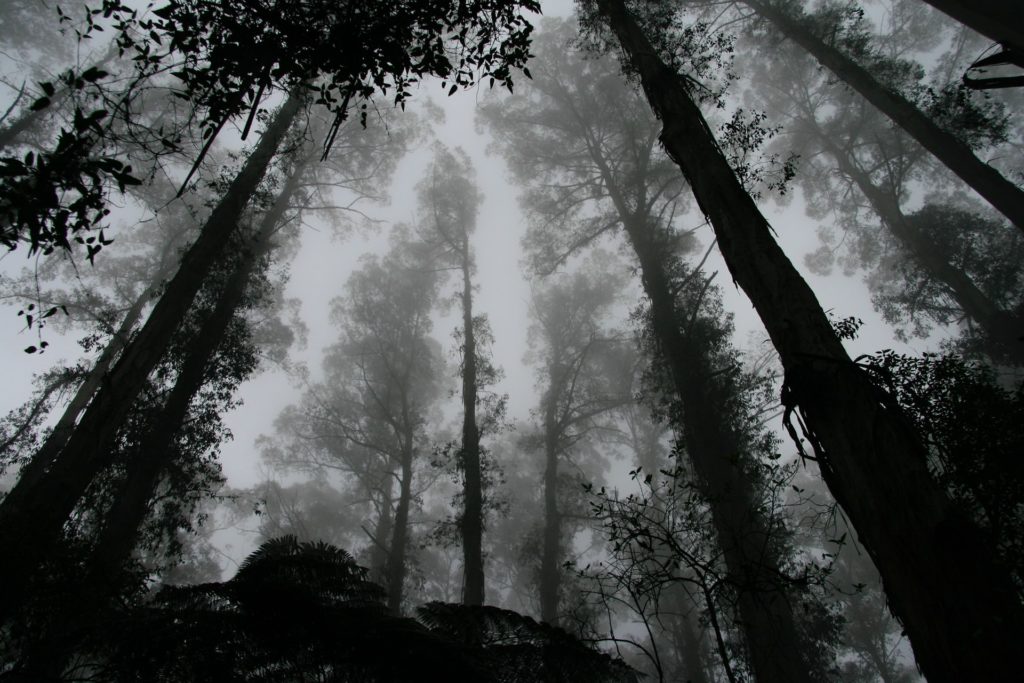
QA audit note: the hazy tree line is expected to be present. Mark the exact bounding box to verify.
[0,0,1021,681]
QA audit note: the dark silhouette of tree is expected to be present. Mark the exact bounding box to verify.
[578,1,1024,679]
[91,536,639,682]
[735,0,1024,232]
[417,146,493,606]
[482,20,818,681]
[0,92,305,627]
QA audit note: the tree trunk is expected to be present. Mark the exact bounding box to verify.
[624,214,814,683]
[370,474,395,587]
[742,0,1024,233]
[12,154,305,680]
[387,435,414,615]
[459,239,485,606]
[6,286,151,499]
[0,90,304,625]
[919,0,1024,54]
[539,392,561,624]
[821,133,1024,364]
[593,1,1024,679]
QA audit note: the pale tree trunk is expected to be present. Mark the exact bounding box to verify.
[387,431,414,615]
[741,0,1024,232]
[370,475,395,586]
[459,236,485,606]
[820,133,1024,364]
[0,91,304,625]
[593,1,1024,679]
[919,0,1024,54]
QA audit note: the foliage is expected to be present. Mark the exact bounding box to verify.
[862,349,1024,583]
[95,536,639,682]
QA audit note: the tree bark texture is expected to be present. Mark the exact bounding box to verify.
[0,91,304,625]
[743,0,1024,233]
[593,1,1024,679]
[459,239,485,606]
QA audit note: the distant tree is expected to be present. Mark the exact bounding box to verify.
[734,0,1024,231]
[482,20,820,681]
[577,1,1024,679]
[525,260,628,625]
[417,146,497,606]
[744,37,1024,363]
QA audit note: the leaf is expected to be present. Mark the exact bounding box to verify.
[30,96,52,111]
[24,346,37,354]
[448,84,458,96]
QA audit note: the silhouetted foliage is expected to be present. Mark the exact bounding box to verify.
[95,536,638,682]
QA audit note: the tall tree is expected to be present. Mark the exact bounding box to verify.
[526,263,626,624]
[732,0,1024,232]
[417,147,490,606]
[579,1,1024,679]
[0,0,539,625]
[744,40,1024,363]
[482,21,818,682]
[0,91,305,626]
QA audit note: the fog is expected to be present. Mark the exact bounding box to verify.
[0,0,1021,680]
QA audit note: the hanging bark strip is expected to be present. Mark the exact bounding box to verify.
[741,0,1024,233]
[590,0,1024,680]
[0,91,305,626]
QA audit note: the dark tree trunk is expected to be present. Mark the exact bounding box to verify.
[12,155,305,680]
[919,0,1024,54]
[593,1,1024,680]
[821,134,1024,364]
[387,434,414,615]
[742,0,1024,232]
[459,239,485,606]
[539,393,561,624]
[0,91,304,625]
[8,285,152,498]
[624,215,813,683]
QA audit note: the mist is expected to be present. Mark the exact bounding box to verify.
[0,0,1021,680]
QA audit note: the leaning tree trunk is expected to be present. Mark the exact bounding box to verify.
[538,389,561,624]
[8,280,156,497]
[568,80,813,680]
[593,1,1024,680]
[741,0,1024,233]
[821,133,1024,364]
[0,91,304,625]
[459,236,485,606]
[625,214,814,683]
[919,0,1024,54]
[12,155,306,680]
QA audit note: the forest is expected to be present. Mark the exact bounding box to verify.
[0,0,1021,680]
